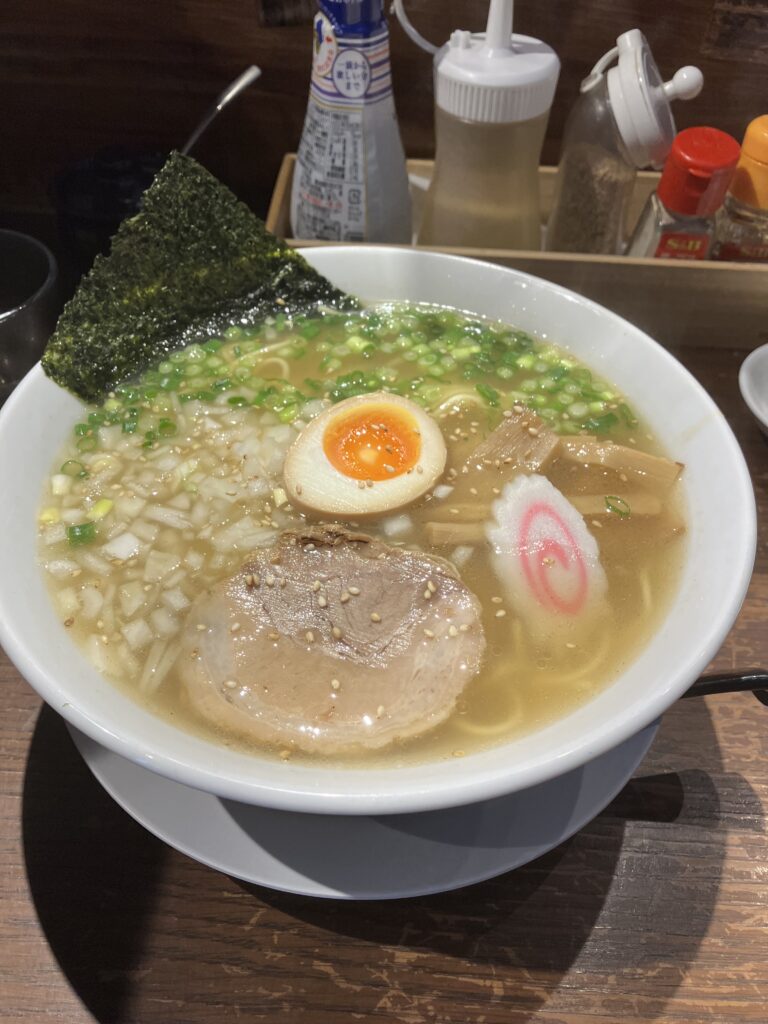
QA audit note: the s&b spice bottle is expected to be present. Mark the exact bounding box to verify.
[625,127,740,260]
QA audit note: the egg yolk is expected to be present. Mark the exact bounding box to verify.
[322,405,422,481]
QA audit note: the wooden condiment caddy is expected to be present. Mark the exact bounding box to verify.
[267,155,768,351]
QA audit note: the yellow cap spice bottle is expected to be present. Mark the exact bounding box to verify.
[713,115,768,263]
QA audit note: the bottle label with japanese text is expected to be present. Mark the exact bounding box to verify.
[290,10,409,243]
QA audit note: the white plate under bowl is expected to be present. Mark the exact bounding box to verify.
[739,343,768,435]
[69,721,658,900]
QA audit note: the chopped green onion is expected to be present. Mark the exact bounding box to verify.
[67,522,97,546]
[60,460,88,478]
[605,496,631,518]
[77,435,98,453]
[157,418,177,437]
[476,383,500,406]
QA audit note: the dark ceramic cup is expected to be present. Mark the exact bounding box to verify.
[0,230,60,402]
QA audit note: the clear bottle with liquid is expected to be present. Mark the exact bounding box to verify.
[713,115,768,262]
[545,31,703,254]
[290,0,411,243]
[417,0,559,251]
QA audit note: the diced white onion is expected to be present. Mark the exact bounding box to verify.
[144,505,191,529]
[119,580,146,619]
[43,523,67,546]
[161,587,190,613]
[144,549,182,582]
[55,587,80,617]
[150,607,178,637]
[51,474,72,496]
[381,514,413,538]
[101,532,141,562]
[80,584,105,620]
[46,559,80,578]
[121,618,154,651]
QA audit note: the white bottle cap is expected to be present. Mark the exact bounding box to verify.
[434,0,559,124]
[605,29,703,169]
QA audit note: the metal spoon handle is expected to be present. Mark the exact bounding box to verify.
[181,65,262,156]
[682,670,768,707]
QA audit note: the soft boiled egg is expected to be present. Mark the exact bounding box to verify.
[283,392,447,517]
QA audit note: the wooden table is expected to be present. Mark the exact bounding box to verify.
[2,344,767,1024]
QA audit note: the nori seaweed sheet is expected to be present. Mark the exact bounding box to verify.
[42,152,356,402]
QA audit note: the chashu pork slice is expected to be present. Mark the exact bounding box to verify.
[179,526,485,755]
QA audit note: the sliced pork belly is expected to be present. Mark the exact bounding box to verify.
[178,527,485,755]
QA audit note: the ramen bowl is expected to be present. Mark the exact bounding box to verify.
[0,248,756,816]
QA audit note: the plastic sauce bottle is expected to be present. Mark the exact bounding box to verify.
[713,115,768,263]
[545,30,703,255]
[625,127,740,260]
[417,0,559,251]
[290,0,411,243]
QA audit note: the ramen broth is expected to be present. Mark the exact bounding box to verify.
[38,304,686,766]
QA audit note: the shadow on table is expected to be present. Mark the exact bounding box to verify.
[20,699,765,1024]
[21,705,169,1024]
[244,699,764,1021]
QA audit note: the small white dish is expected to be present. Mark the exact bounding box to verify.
[739,343,768,435]
[69,720,658,899]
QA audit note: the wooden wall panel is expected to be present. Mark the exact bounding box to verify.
[0,0,766,218]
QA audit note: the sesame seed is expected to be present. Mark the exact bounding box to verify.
[331,678,341,690]
[376,705,385,717]
[265,574,275,587]
[591,519,603,529]
[366,479,374,488]
[565,642,577,649]
[459,623,469,632]
[358,481,366,490]
[469,487,478,496]
[448,625,459,637]
[224,679,237,690]
[423,628,435,638]
[268,632,280,641]
[245,573,257,588]
[449,507,460,515]
[196,623,206,631]
[427,580,437,593]
[492,487,501,496]
[423,589,432,600]
[619,473,628,482]
[318,595,328,608]
[383,464,396,474]
[63,617,74,628]
[348,586,361,595]
[495,609,507,618]
[332,625,343,639]
[279,577,286,588]
[416,465,424,474]
[452,749,466,757]
[491,596,503,604]
[312,580,321,592]
[370,612,381,622]
[295,483,302,495]
[279,749,291,761]
[305,630,315,643]
[230,622,241,633]
[340,591,351,603]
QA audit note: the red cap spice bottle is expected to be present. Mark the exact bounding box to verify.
[625,127,740,259]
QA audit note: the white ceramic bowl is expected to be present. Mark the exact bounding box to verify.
[0,248,756,815]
